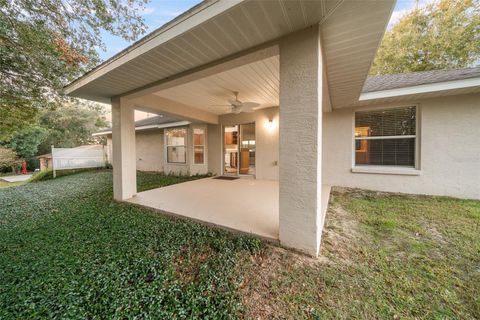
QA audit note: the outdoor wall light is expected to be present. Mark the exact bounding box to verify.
[267,119,274,129]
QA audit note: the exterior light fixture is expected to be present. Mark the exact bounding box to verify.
[267,119,274,129]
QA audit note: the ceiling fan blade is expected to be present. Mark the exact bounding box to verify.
[210,104,232,107]
[240,102,260,112]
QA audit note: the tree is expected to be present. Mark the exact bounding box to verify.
[36,100,108,155]
[370,0,480,75]
[2,126,48,160]
[0,147,17,172]
[0,0,148,139]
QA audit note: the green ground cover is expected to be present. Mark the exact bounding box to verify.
[0,171,478,319]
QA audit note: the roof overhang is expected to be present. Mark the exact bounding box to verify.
[357,77,480,105]
[92,120,190,136]
[66,0,395,109]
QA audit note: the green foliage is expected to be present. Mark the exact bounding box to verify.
[36,100,108,155]
[371,0,480,74]
[137,171,212,192]
[0,170,261,319]
[1,126,47,159]
[0,0,148,139]
[0,147,17,170]
[0,100,107,170]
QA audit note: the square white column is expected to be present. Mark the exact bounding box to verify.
[112,97,137,200]
[279,26,324,256]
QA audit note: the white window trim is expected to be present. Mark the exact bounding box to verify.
[165,127,188,165]
[192,126,207,165]
[351,166,421,176]
[352,104,421,174]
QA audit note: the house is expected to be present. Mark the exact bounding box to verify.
[65,0,480,256]
[37,153,53,171]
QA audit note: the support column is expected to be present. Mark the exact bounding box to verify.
[279,26,324,256]
[112,97,137,200]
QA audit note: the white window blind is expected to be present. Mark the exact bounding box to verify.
[355,106,416,167]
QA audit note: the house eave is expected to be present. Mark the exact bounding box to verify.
[92,120,191,136]
[359,77,480,101]
[63,0,241,96]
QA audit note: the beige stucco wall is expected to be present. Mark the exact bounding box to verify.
[136,130,164,172]
[323,93,480,200]
[107,129,164,172]
[217,107,280,180]
[108,124,209,175]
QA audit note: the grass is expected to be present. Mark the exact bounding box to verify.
[239,188,480,319]
[0,180,26,189]
[0,172,478,319]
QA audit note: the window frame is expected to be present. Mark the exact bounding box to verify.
[165,127,188,165]
[192,126,207,165]
[352,104,421,172]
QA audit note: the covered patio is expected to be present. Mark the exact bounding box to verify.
[65,0,395,256]
[128,177,279,239]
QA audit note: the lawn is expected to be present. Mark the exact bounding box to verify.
[0,171,478,319]
[0,180,25,189]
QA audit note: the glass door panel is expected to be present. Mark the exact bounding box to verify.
[239,123,255,176]
[223,125,238,175]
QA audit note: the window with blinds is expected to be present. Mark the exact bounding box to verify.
[355,106,416,167]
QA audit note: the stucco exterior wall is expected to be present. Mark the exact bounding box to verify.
[323,93,480,199]
[218,107,280,180]
[136,130,164,172]
[107,129,164,172]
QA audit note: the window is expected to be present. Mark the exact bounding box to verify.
[193,128,205,164]
[355,106,416,167]
[166,128,187,164]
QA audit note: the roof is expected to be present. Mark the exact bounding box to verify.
[93,115,189,136]
[363,67,480,93]
[64,0,395,110]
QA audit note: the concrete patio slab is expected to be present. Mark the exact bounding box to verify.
[1,175,32,182]
[127,177,279,240]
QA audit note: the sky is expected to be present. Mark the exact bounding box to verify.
[99,0,432,122]
[99,0,432,61]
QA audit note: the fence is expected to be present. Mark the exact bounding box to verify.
[51,145,106,177]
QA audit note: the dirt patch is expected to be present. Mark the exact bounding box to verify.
[172,246,210,283]
[239,198,362,319]
[320,193,362,263]
[239,246,322,319]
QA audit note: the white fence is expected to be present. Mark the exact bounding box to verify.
[52,145,106,176]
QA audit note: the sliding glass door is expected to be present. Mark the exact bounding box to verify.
[223,123,255,176]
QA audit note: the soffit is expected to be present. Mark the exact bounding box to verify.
[154,55,279,115]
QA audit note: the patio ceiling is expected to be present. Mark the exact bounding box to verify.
[65,0,395,110]
[154,55,279,115]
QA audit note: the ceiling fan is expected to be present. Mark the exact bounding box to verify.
[213,91,259,114]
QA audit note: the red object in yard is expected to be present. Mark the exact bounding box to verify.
[21,160,27,175]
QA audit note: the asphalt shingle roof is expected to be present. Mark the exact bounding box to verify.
[363,67,480,93]
[96,115,183,134]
